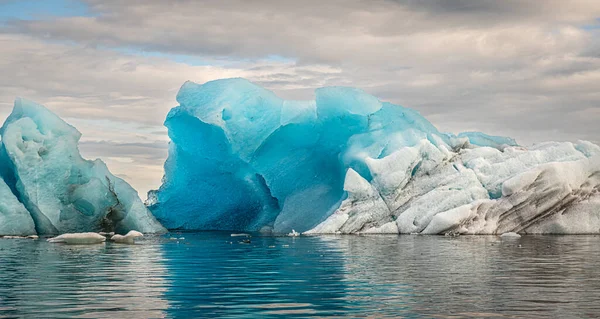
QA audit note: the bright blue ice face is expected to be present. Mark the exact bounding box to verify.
[149,78,476,233]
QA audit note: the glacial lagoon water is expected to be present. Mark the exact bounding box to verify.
[1,233,600,318]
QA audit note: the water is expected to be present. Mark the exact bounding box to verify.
[1,233,600,318]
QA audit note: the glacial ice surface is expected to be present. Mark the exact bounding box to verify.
[150,78,600,234]
[0,177,35,235]
[0,98,165,235]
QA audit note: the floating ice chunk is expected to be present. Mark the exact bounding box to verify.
[287,229,300,237]
[500,232,521,238]
[47,232,106,244]
[230,233,251,237]
[2,235,27,239]
[111,230,144,244]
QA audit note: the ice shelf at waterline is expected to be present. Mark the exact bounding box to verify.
[0,98,165,236]
[148,78,600,235]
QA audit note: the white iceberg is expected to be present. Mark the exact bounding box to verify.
[111,230,144,244]
[47,232,107,244]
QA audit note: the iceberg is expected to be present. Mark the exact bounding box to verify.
[150,78,600,235]
[47,232,107,244]
[111,230,144,244]
[0,98,166,236]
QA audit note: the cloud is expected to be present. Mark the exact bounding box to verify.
[0,0,599,194]
[5,0,599,62]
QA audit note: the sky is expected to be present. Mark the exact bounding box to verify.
[0,0,599,196]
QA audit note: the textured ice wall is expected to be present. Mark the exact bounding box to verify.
[308,140,600,235]
[0,98,166,235]
[148,79,507,233]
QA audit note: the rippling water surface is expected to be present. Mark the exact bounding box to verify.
[1,233,600,318]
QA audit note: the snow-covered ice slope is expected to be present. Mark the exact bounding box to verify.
[150,78,600,234]
[0,98,166,235]
[309,140,600,235]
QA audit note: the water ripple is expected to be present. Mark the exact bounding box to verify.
[2,233,600,318]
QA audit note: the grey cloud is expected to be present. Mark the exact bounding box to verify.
[7,0,599,62]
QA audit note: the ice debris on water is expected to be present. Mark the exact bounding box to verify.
[111,230,144,244]
[2,235,28,239]
[147,78,600,235]
[500,232,522,238]
[47,232,106,244]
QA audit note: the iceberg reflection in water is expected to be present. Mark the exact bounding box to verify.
[0,238,168,318]
[2,233,600,318]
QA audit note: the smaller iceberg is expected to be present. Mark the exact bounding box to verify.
[0,98,166,236]
[111,230,144,244]
[47,232,107,244]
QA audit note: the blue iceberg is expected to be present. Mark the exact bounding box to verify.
[148,78,450,232]
[150,78,600,235]
[0,98,166,235]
